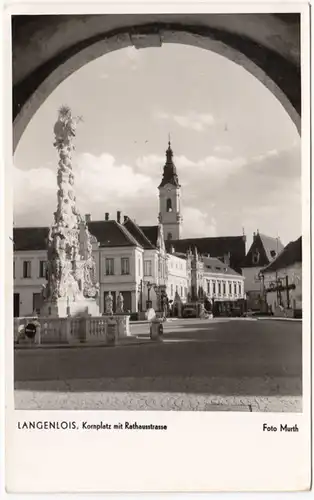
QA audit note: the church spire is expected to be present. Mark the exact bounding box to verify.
[158,136,180,188]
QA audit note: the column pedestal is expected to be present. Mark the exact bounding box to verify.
[40,297,101,318]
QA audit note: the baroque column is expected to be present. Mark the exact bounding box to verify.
[41,105,100,317]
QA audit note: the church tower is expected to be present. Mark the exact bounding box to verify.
[158,139,183,241]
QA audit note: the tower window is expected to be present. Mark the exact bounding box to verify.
[166,198,172,212]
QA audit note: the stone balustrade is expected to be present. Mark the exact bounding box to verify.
[14,313,131,346]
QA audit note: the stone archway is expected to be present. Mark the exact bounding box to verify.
[12,14,301,151]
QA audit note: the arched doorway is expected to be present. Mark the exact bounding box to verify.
[12,13,302,151]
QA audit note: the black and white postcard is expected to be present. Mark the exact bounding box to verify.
[3,0,311,493]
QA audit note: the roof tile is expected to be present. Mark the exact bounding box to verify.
[261,237,302,273]
[13,220,141,251]
[123,218,156,249]
[164,236,246,273]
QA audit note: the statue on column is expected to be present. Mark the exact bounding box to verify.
[40,106,100,317]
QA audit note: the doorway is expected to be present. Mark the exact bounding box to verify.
[14,293,20,317]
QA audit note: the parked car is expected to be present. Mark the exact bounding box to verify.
[182,307,197,318]
[229,308,242,317]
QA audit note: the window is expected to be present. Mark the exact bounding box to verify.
[176,285,178,295]
[229,282,232,295]
[166,198,172,212]
[23,261,31,278]
[39,260,47,278]
[144,260,152,276]
[167,232,173,241]
[270,250,276,258]
[234,283,237,295]
[223,282,226,295]
[252,250,260,265]
[213,282,216,294]
[121,258,130,275]
[105,258,114,275]
[218,282,221,295]
[33,293,42,313]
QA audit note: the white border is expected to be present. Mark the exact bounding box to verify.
[3,1,312,494]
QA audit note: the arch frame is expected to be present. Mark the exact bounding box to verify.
[13,22,301,151]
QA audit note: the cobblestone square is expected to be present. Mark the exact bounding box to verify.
[15,318,302,412]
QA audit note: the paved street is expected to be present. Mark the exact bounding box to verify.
[14,318,302,412]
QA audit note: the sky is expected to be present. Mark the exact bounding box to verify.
[13,43,301,248]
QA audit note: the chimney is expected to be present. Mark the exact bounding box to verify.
[223,253,230,266]
[124,215,128,223]
[85,214,91,223]
[117,211,121,224]
[105,213,109,221]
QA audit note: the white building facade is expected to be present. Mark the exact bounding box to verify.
[166,253,189,303]
[192,253,245,303]
[14,249,48,317]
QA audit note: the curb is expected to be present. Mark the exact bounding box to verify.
[255,317,302,322]
[14,337,153,350]
[130,320,149,325]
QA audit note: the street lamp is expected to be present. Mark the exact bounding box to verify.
[153,284,165,312]
[146,281,154,309]
[137,279,143,312]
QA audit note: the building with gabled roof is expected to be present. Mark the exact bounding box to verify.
[260,237,302,317]
[261,236,301,274]
[241,231,284,269]
[241,230,285,311]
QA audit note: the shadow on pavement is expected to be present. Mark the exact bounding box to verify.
[14,320,302,397]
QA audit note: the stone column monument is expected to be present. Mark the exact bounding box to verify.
[40,105,100,318]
